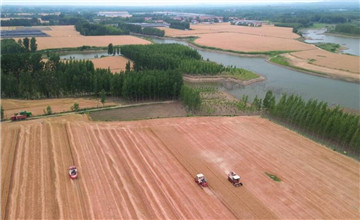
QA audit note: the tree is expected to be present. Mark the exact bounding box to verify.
[71,102,79,111]
[100,89,106,106]
[30,37,37,52]
[107,43,113,55]
[263,90,274,110]
[125,61,131,72]
[23,37,30,51]
[44,105,52,115]
[1,105,4,120]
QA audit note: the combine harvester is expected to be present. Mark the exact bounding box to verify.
[228,171,243,187]
[69,166,78,179]
[195,173,208,187]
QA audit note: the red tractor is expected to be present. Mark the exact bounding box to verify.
[10,113,27,121]
[195,173,208,187]
[69,166,78,179]
[228,171,243,187]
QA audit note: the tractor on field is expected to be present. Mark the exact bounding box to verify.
[10,113,27,121]
[228,171,243,187]
[69,166,78,179]
[195,173,208,187]
[19,110,32,117]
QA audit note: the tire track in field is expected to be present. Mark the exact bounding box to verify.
[2,126,21,220]
[89,125,128,218]
[207,119,356,219]
[127,128,190,219]
[65,122,90,219]
[174,123,278,219]
[149,126,238,219]
[146,128,224,219]
[114,128,172,218]
[83,124,121,218]
[104,128,150,218]
[48,122,63,219]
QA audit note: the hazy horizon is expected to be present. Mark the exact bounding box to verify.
[2,0,359,6]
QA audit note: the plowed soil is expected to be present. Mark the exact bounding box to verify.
[2,115,359,219]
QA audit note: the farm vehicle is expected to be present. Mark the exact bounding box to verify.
[228,171,243,186]
[10,110,32,121]
[195,173,208,187]
[20,111,32,117]
[69,166,78,179]
[10,113,27,121]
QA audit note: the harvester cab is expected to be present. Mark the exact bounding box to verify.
[195,173,208,187]
[228,171,243,186]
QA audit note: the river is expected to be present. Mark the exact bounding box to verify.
[301,28,360,56]
[59,39,360,110]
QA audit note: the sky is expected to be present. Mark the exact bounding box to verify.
[2,0,353,6]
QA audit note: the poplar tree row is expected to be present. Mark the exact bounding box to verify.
[264,91,360,153]
[121,44,232,75]
[180,85,201,111]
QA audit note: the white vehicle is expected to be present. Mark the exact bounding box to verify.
[227,171,243,187]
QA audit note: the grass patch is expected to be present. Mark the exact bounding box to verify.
[315,43,340,53]
[269,55,290,66]
[265,172,281,182]
[221,68,259,81]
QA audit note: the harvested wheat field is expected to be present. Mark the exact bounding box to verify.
[160,23,313,52]
[91,56,132,73]
[160,23,300,39]
[1,98,118,119]
[2,115,359,219]
[34,35,151,50]
[194,32,314,52]
[12,25,151,50]
[289,48,360,74]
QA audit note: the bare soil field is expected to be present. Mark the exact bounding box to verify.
[2,115,359,219]
[10,25,151,50]
[289,48,360,74]
[194,32,314,52]
[91,56,132,73]
[90,101,187,121]
[1,98,118,119]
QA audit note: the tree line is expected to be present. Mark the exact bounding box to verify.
[121,44,243,75]
[262,91,360,154]
[169,21,190,30]
[75,21,129,36]
[118,22,165,37]
[1,51,182,100]
[1,17,40,26]
[334,23,360,35]
[1,38,37,54]
[75,20,164,37]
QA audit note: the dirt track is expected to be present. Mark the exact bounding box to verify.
[1,98,118,119]
[2,115,359,219]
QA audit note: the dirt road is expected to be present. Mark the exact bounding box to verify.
[2,115,359,219]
